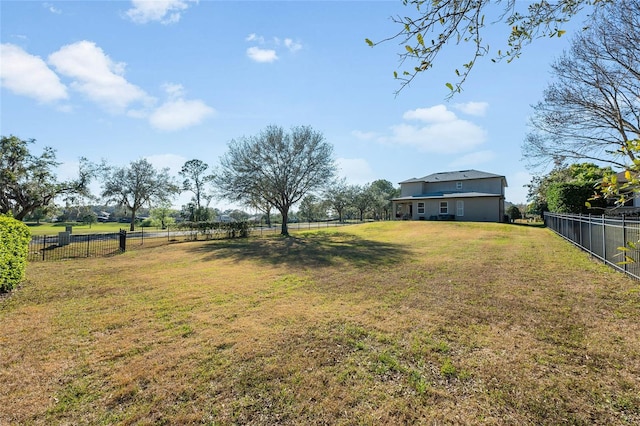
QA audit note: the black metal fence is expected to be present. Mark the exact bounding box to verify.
[544,212,640,280]
[28,232,124,261]
[27,221,356,262]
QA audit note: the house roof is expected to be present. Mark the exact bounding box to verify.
[399,169,507,186]
[391,191,502,201]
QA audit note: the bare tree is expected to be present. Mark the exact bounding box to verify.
[101,159,179,231]
[367,0,608,96]
[523,0,640,170]
[215,125,336,236]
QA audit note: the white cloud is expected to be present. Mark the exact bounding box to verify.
[0,43,68,103]
[336,158,376,185]
[125,0,196,24]
[245,33,303,62]
[161,82,186,99]
[245,33,265,43]
[448,150,495,168]
[247,46,278,63]
[377,104,487,154]
[149,98,215,131]
[284,38,302,53]
[403,105,457,123]
[453,101,489,116]
[43,3,62,14]
[48,40,151,113]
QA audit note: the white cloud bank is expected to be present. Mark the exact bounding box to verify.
[148,83,215,131]
[0,43,68,103]
[48,40,150,113]
[125,0,197,24]
[3,41,214,131]
[389,105,487,154]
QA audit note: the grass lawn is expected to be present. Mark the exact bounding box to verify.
[2,221,639,424]
[25,222,135,236]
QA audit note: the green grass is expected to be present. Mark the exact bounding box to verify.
[2,221,639,424]
[25,221,136,235]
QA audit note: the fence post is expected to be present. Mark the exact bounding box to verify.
[119,229,127,252]
[602,214,606,264]
[589,213,593,253]
[42,235,47,261]
[86,234,90,258]
[622,215,627,273]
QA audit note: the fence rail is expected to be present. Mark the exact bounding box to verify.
[544,212,640,280]
[27,221,356,262]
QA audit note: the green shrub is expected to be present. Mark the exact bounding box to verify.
[547,182,607,214]
[0,215,31,293]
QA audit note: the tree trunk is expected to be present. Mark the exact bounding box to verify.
[280,207,289,236]
[129,210,136,231]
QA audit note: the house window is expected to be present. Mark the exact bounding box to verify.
[417,202,425,214]
[456,182,462,190]
[456,200,464,216]
[439,201,448,214]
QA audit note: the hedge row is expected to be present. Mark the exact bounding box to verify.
[0,215,31,293]
[173,221,251,238]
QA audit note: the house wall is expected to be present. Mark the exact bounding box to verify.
[400,182,424,197]
[410,197,503,222]
[422,177,504,196]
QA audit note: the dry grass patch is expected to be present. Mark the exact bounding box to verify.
[1,221,639,424]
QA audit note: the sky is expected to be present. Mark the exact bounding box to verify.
[0,0,591,210]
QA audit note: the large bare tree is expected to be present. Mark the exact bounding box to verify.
[523,0,640,170]
[101,158,179,231]
[215,125,336,236]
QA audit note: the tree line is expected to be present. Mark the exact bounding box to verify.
[1,126,399,236]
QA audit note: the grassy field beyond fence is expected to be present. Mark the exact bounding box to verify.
[1,221,639,424]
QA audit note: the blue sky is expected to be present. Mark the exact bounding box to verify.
[1,1,587,209]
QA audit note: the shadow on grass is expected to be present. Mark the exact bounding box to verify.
[510,222,546,228]
[187,231,412,268]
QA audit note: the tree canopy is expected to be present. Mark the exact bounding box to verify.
[1,135,92,221]
[180,159,214,222]
[101,158,179,231]
[367,0,608,95]
[526,162,612,215]
[215,125,336,235]
[523,0,639,170]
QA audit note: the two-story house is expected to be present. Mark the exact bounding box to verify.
[392,170,507,222]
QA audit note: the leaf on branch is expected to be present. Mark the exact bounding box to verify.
[365,38,374,47]
[445,82,454,91]
[405,45,415,54]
